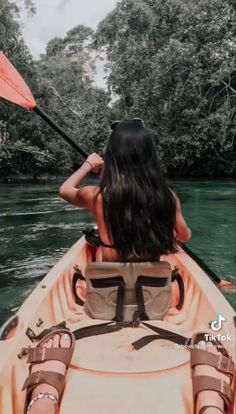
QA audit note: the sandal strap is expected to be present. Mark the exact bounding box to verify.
[22,370,65,397]
[199,407,224,414]
[193,375,233,408]
[191,332,228,357]
[191,348,234,379]
[27,347,73,366]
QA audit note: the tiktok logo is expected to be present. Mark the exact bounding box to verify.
[209,314,226,332]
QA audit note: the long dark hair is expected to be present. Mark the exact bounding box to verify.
[99,120,177,261]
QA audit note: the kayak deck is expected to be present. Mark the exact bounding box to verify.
[0,238,235,413]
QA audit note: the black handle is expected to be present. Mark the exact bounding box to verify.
[34,106,88,158]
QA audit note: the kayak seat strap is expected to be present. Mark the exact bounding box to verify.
[72,266,86,307]
[171,267,185,310]
[71,320,191,351]
[72,321,122,340]
[25,321,68,342]
[84,261,172,321]
[90,276,125,322]
[131,321,191,350]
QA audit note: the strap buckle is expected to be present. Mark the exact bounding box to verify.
[28,347,46,363]
[219,379,232,402]
[25,327,38,342]
[116,321,140,328]
[217,354,233,375]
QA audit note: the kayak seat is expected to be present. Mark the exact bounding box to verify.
[84,261,172,322]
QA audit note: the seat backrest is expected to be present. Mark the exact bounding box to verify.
[84,261,172,321]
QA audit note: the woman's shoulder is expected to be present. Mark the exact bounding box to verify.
[81,185,100,194]
[76,185,101,211]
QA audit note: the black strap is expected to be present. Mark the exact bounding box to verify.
[135,275,170,321]
[72,322,122,340]
[83,227,101,247]
[131,334,187,350]
[91,276,125,322]
[115,278,125,322]
[131,322,191,350]
[134,277,150,321]
[31,319,190,352]
[171,268,185,310]
[83,226,115,249]
[72,319,144,341]
[72,267,85,306]
[180,243,221,284]
[71,320,191,351]
[25,321,68,342]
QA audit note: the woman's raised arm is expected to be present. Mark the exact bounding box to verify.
[59,153,103,209]
[173,193,192,242]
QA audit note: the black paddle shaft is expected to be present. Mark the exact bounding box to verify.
[181,243,221,284]
[34,106,88,158]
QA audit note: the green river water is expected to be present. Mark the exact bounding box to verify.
[0,179,235,327]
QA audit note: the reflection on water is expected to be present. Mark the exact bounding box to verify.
[0,179,235,326]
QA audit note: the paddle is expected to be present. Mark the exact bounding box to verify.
[181,243,236,293]
[0,52,88,158]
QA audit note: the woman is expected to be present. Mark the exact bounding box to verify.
[59,119,191,261]
[24,121,228,414]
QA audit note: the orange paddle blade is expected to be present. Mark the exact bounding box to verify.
[0,52,36,109]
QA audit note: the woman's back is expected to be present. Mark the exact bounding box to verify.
[59,120,191,261]
[92,187,120,261]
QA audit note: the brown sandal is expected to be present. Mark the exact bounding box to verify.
[22,329,75,413]
[191,332,234,414]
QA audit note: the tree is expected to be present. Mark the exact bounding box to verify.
[96,0,236,175]
[0,7,111,179]
[35,25,111,173]
[0,0,52,179]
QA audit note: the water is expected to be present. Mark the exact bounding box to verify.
[0,180,235,326]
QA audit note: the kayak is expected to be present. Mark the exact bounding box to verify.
[0,237,235,414]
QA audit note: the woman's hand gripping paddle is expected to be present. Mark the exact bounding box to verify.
[0,52,88,158]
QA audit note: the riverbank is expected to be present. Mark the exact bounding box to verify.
[0,175,65,184]
[1,169,236,184]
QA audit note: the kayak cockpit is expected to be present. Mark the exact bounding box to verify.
[0,238,235,414]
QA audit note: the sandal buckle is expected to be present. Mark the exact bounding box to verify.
[34,371,43,384]
[31,347,46,363]
[38,347,46,362]
[219,378,232,400]
[217,354,231,373]
[219,378,233,404]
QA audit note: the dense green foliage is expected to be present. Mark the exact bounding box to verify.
[0,0,45,178]
[0,0,111,179]
[96,0,236,175]
[35,24,111,174]
[0,0,236,178]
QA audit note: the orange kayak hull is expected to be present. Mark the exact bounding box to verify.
[0,238,235,413]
